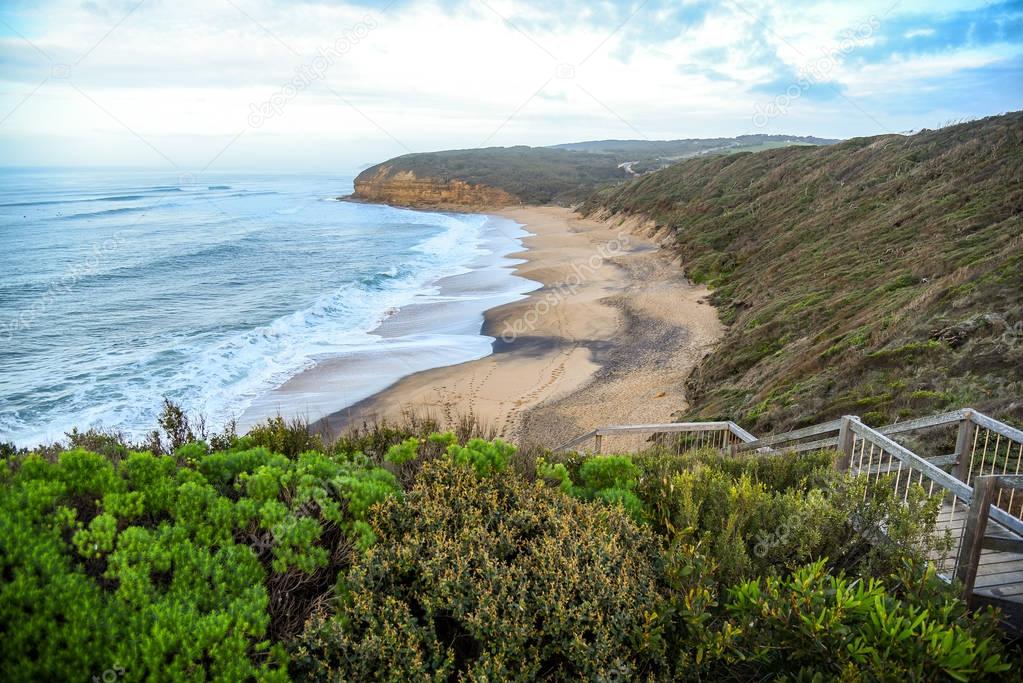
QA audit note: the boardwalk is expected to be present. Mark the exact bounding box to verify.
[557,408,1023,624]
[932,502,1023,601]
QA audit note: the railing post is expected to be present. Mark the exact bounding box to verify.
[953,410,975,485]
[835,415,857,471]
[956,475,997,603]
[594,434,602,454]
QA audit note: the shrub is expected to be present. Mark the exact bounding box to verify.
[290,458,669,681]
[332,410,497,466]
[444,435,515,476]
[631,447,834,494]
[3,432,1017,680]
[0,441,402,681]
[624,448,947,584]
[726,560,1011,680]
[656,541,741,676]
[539,454,646,521]
[246,415,324,458]
[636,459,846,584]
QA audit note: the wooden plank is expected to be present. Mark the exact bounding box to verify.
[595,421,731,436]
[996,475,1023,489]
[727,422,758,444]
[974,552,1023,566]
[953,414,975,483]
[927,453,958,467]
[957,475,997,599]
[836,416,855,471]
[782,436,839,453]
[878,409,968,435]
[970,411,1023,444]
[974,561,1023,580]
[737,418,844,452]
[975,581,1023,596]
[973,571,1023,588]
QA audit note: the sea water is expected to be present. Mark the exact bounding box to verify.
[0,168,535,446]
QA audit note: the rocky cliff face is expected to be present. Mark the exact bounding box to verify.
[352,167,518,209]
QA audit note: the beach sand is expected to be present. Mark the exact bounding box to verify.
[314,206,723,448]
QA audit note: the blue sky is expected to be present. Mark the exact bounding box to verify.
[0,0,1020,171]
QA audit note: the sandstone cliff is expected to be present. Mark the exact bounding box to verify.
[352,167,519,210]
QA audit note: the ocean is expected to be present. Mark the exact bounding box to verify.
[0,168,535,446]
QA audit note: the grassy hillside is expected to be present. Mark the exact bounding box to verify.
[355,145,626,204]
[354,136,840,206]
[582,112,1023,432]
[553,134,838,168]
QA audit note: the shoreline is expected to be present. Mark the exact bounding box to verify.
[313,205,723,447]
[238,211,535,431]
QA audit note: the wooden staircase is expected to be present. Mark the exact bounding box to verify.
[556,409,1023,625]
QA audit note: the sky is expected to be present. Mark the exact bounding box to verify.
[0,0,1020,173]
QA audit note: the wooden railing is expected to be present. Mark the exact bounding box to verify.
[956,475,1023,602]
[555,408,1023,607]
[553,420,757,455]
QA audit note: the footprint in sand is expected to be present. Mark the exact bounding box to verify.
[503,354,572,437]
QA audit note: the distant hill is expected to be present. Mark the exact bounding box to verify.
[582,113,1023,431]
[352,146,626,207]
[551,134,839,171]
[350,135,838,208]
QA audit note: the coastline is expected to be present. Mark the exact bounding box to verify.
[313,205,723,447]
[238,211,536,431]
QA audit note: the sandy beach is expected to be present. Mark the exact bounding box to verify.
[313,206,723,447]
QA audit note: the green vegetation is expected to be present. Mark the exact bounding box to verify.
[355,146,627,204]
[2,411,1017,680]
[554,135,837,174]
[355,135,837,206]
[582,112,1023,431]
[7,113,1023,680]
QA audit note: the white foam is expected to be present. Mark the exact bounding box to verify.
[1,207,531,447]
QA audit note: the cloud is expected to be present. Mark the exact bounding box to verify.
[0,0,1019,170]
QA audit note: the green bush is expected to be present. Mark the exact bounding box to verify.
[623,448,947,584]
[538,454,646,521]
[2,431,1017,680]
[246,415,324,458]
[726,560,1011,680]
[290,458,668,681]
[636,458,849,584]
[0,442,402,681]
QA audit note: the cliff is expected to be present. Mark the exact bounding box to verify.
[351,146,627,207]
[353,167,519,210]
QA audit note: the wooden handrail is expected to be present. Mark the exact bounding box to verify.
[552,429,597,453]
[848,419,974,501]
[557,408,1022,459]
[969,410,1023,443]
[735,418,843,452]
[876,409,969,435]
[554,420,757,454]
[595,421,733,435]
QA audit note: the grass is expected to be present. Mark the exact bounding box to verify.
[582,112,1023,432]
[355,146,628,205]
[356,136,839,205]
